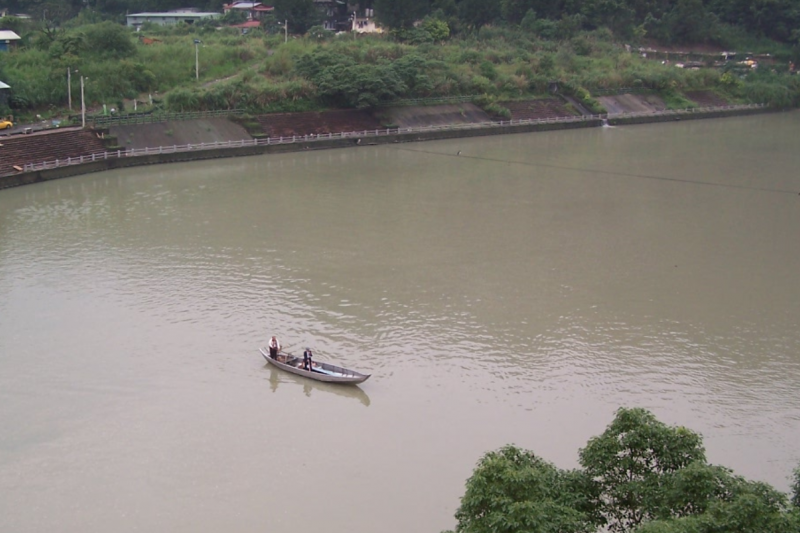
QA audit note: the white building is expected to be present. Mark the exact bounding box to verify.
[126,11,220,28]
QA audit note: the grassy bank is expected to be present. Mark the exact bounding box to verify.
[1,19,799,123]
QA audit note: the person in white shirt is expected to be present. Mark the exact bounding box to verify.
[268,336,281,359]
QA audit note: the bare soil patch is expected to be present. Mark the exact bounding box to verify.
[685,91,731,107]
[598,94,667,115]
[500,99,577,120]
[256,110,382,137]
[376,104,491,128]
[110,118,251,150]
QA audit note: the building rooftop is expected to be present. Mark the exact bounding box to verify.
[127,12,220,17]
[226,2,261,8]
[0,30,22,41]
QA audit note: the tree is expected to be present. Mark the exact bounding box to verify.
[374,0,429,29]
[273,0,321,35]
[451,408,800,533]
[501,0,539,24]
[579,407,707,533]
[453,445,597,533]
[457,0,501,28]
[421,17,450,41]
[82,21,135,58]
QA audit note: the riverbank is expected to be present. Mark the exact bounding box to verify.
[0,103,771,190]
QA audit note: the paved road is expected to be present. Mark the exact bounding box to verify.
[0,121,75,138]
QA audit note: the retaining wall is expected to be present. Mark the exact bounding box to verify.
[0,105,775,191]
[0,119,600,190]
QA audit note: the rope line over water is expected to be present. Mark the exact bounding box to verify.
[397,147,800,196]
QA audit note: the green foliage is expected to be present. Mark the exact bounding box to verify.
[453,409,800,533]
[273,0,321,35]
[1,7,799,117]
[422,18,451,42]
[579,407,707,532]
[374,0,429,29]
[454,445,596,533]
[0,16,29,35]
[316,62,406,107]
[502,1,538,25]
[306,25,333,42]
[458,0,502,29]
[660,91,697,109]
[792,465,800,508]
[82,21,136,58]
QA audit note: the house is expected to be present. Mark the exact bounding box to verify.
[352,12,380,34]
[314,0,350,31]
[230,20,262,33]
[0,30,21,52]
[223,2,274,21]
[126,10,221,28]
[310,2,380,33]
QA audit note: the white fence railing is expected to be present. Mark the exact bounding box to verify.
[18,104,765,174]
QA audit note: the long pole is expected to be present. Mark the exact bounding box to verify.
[195,43,199,80]
[67,68,72,111]
[284,20,287,43]
[80,76,86,128]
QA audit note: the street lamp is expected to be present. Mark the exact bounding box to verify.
[80,76,88,128]
[194,39,201,80]
[67,68,78,111]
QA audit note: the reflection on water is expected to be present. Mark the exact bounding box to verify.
[1,112,799,533]
[266,365,371,407]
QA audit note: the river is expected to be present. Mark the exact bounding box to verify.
[1,112,799,533]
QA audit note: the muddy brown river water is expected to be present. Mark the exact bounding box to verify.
[1,112,799,533]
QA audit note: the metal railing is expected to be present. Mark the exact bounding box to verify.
[590,87,654,96]
[92,109,245,127]
[387,95,476,107]
[605,103,764,118]
[15,104,765,175]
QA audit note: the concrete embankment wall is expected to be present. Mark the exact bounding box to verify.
[0,105,775,190]
[0,119,599,190]
[607,105,770,125]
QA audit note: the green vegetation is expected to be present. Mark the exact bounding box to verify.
[448,407,800,533]
[1,0,799,121]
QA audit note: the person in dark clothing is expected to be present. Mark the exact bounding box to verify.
[303,348,314,371]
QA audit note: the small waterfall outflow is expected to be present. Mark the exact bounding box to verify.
[601,118,610,127]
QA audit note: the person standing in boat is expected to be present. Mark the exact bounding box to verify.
[268,336,281,359]
[303,348,314,371]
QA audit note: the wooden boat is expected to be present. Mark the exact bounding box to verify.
[259,347,371,384]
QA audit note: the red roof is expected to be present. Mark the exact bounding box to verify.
[231,20,261,28]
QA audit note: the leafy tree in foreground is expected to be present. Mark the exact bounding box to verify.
[449,408,800,533]
[454,445,597,533]
[578,407,706,532]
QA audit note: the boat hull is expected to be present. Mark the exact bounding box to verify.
[259,347,371,384]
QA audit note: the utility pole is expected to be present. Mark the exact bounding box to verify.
[80,76,86,128]
[284,20,288,43]
[67,68,72,111]
[194,39,201,80]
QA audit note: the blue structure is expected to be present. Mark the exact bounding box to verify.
[0,81,9,107]
[0,30,21,52]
